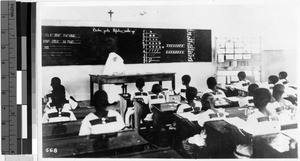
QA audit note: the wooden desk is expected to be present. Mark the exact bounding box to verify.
[43,130,150,158]
[252,132,298,158]
[152,103,178,126]
[116,147,182,158]
[43,121,81,138]
[89,73,176,101]
[152,102,178,141]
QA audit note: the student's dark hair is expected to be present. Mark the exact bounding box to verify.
[151,84,162,95]
[273,84,285,101]
[237,71,246,80]
[182,75,191,85]
[207,77,217,90]
[51,77,61,87]
[253,88,271,109]
[248,83,259,96]
[186,87,198,101]
[201,93,213,111]
[268,75,279,84]
[93,90,109,112]
[279,71,288,79]
[136,78,145,89]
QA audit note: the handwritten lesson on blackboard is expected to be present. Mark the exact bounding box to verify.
[42,26,211,66]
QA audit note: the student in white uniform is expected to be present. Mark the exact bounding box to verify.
[227,71,250,97]
[269,84,295,115]
[124,78,150,126]
[238,83,259,108]
[177,87,202,113]
[277,71,297,105]
[79,90,125,136]
[42,84,77,123]
[278,71,289,85]
[234,88,280,158]
[144,84,166,121]
[175,75,191,97]
[43,77,78,112]
[204,77,226,98]
[182,93,225,148]
[181,75,191,92]
[268,75,279,89]
[234,71,251,88]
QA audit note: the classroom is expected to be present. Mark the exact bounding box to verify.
[39,1,298,159]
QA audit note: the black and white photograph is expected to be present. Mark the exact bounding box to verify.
[35,0,299,160]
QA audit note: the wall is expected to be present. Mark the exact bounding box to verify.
[39,3,298,101]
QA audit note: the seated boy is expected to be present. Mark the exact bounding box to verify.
[79,90,125,136]
[177,87,202,113]
[42,84,76,123]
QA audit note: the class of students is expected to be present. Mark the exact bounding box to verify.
[42,69,298,158]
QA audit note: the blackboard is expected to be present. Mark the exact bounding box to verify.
[42,26,211,66]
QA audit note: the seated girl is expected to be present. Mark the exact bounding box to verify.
[234,88,280,158]
[177,87,202,113]
[124,78,150,126]
[204,77,226,98]
[182,93,226,147]
[79,90,125,136]
[44,77,78,112]
[238,83,259,108]
[144,84,166,121]
[269,84,296,118]
[42,84,76,123]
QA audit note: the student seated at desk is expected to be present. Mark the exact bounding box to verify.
[174,75,191,97]
[42,84,77,123]
[177,87,202,113]
[234,88,280,158]
[268,75,279,89]
[204,77,226,98]
[124,78,150,126]
[277,71,297,104]
[180,74,191,93]
[238,83,259,108]
[144,84,166,121]
[44,77,78,112]
[79,90,125,136]
[269,84,295,115]
[245,88,280,133]
[182,93,225,147]
[278,71,289,85]
[226,71,250,97]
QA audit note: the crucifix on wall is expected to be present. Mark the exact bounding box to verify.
[108,10,114,21]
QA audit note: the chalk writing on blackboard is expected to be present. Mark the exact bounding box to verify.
[92,27,136,35]
[42,26,211,66]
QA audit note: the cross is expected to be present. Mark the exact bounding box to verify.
[108,10,114,21]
